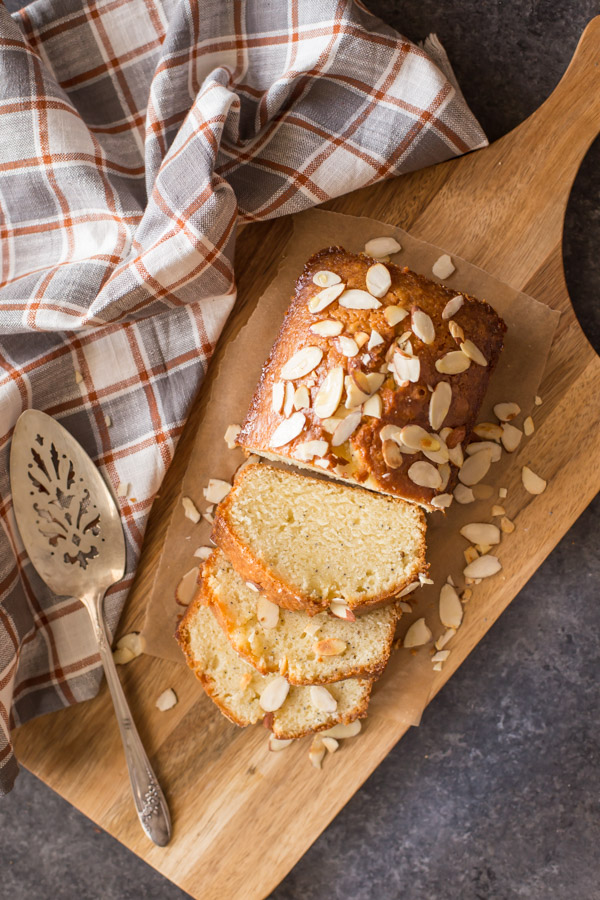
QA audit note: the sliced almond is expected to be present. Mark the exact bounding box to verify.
[399,601,413,612]
[435,628,456,651]
[344,377,370,409]
[448,320,465,343]
[193,546,212,560]
[429,381,452,431]
[329,600,356,622]
[309,736,327,769]
[458,449,492,485]
[522,465,546,494]
[431,493,453,509]
[116,632,144,659]
[473,422,503,441]
[355,332,369,349]
[332,410,361,446]
[224,423,241,449]
[411,309,435,344]
[310,319,343,337]
[257,596,280,629]
[260,676,290,712]
[438,462,451,490]
[308,282,345,313]
[366,263,392,298]
[432,662,443,671]
[400,424,430,450]
[113,647,135,666]
[398,581,420,597]
[501,423,523,452]
[442,295,464,319]
[461,589,473,603]
[523,415,534,436]
[384,305,409,326]
[499,487,508,499]
[312,270,341,288]
[494,402,520,422]
[408,461,443,489]
[365,236,401,258]
[294,439,328,461]
[246,581,260,592]
[476,543,493,555]
[435,351,471,375]
[466,440,502,462]
[337,335,359,358]
[363,393,382,418]
[491,505,506,517]
[379,423,405,445]
[176,567,199,606]
[382,440,404,468]
[439,583,463,629]
[464,546,479,565]
[339,289,382,310]
[314,366,344,419]
[500,516,516,534]
[368,329,385,350]
[182,496,201,523]
[391,350,420,384]
[310,685,337,713]
[322,737,339,754]
[268,735,294,751]
[432,650,451,664]
[447,442,464,467]
[454,483,475,504]
[460,523,501,545]
[535,395,542,406]
[432,254,455,279]
[203,479,231,504]
[314,638,347,657]
[463,555,502,578]
[280,346,323,380]
[270,412,306,447]
[322,720,362,739]
[293,385,310,410]
[156,688,178,711]
[403,617,432,648]
[460,340,487,367]
[282,381,295,417]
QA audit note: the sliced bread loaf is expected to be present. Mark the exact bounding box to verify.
[202,548,400,684]
[177,596,372,739]
[212,462,427,614]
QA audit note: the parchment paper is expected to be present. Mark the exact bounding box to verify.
[142,208,560,728]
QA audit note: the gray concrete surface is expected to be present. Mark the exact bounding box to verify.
[1,2,598,899]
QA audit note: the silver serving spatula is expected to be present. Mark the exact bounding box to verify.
[9,409,171,846]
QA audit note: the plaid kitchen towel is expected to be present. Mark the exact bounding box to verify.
[0,0,486,793]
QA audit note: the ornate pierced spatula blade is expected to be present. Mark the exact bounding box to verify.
[9,409,125,598]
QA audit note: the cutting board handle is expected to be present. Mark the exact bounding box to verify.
[525,15,600,180]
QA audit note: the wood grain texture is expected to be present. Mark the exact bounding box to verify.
[13,17,600,900]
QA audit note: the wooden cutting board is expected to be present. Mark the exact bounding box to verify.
[14,17,600,900]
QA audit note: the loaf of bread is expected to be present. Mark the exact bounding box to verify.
[237,247,506,509]
[176,597,372,738]
[201,548,400,684]
[212,462,427,615]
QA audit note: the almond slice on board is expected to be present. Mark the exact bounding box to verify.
[460,522,501,545]
[439,584,463,629]
[403,618,432,648]
[432,254,455,279]
[463,555,502,578]
[365,236,401,258]
[522,466,547,494]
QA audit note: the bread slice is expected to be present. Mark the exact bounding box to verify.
[212,462,427,614]
[176,597,372,739]
[201,548,400,684]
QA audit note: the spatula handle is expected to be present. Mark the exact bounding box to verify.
[85,591,172,847]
